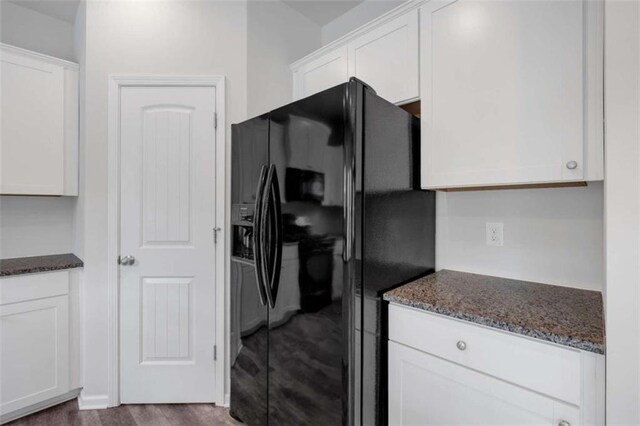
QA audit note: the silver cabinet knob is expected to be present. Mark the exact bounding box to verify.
[119,255,135,266]
[566,161,578,170]
[456,340,467,351]
[558,421,571,426]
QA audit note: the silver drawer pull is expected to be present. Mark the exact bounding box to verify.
[558,421,570,426]
[566,160,578,170]
[456,340,467,351]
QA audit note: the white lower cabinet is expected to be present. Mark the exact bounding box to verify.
[0,296,69,415]
[388,304,604,426]
[389,342,578,426]
[0,270,81,422]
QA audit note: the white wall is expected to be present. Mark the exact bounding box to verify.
[436,184,604,291]
[78,0,247,407]
[604,0,640,423]
[247,1,321,117]
[0,1,75,61]
[73,1,86,261]
[0,196,76,258]
[0,1,78,260]
[321,0,408,45]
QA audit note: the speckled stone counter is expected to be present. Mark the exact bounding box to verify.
[0,253,83,277]
[384,270,605,354]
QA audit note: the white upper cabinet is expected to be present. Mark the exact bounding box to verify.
[1,44,79,196]
[292,46,349,101]
[349,11,419,104]
[291,8,420,105]
[420,0,604,189]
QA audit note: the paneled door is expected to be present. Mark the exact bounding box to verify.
[293,46,349,100]
[119,86,217,403]
[1,48,64,195]
[348,10,419,104]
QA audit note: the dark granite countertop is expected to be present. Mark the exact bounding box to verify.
[384,270,605,354]
[0,253,84,277]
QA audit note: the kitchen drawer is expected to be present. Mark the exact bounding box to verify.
[389,341,580,426]
[0,271,69,305]
[388,303,581,405]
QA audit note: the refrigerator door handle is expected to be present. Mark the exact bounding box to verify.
[267,165,283,309]
[252,165,269,306]
[259,165,273,308]
[260,164,282,309]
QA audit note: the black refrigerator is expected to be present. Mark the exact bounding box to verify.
[229,78,435,426]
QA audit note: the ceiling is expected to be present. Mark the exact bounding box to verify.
[8,0,80,24]
[8,0,363,27]
[281,0,364,26]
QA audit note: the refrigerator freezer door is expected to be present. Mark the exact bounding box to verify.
[267,84,348,426]
[230,115,270,425]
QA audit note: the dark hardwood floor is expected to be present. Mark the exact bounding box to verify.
[6,399,241,426]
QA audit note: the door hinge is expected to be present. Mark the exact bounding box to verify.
[213,227,221,243]
[214,112,218,129]
[214,345,217,361]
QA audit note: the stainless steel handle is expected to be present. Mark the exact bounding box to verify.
[456,340,467,351]
[119,255,135,266]
[558,421,571,426]
[252,166,269,306]
[566,160,578,170]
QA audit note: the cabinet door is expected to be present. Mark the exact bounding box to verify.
[349,11,419,104]
[421,0,600,189]
[1,49,65,195]
[63,67,79,196]
[293,46,349,100]
[1,296,70,414]
[388,341,579,426]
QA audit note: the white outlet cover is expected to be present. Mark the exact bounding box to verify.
[486,222,504,247]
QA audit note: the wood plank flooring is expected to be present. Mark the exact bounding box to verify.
[6,399,241,426]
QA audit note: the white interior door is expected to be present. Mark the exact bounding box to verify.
[119,86,217,403]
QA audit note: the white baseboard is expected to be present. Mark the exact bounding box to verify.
[223,393,230,407]
[0,388,82,424]
[77,392,109,410]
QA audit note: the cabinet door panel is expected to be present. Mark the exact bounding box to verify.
[0,296,70,414]
[1,50,65,195]
[349,11,419,104]
[388,341,579,426]
[421,0,590,189]
[295,47,349,100]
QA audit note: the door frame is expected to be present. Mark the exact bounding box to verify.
[107,75,227,407]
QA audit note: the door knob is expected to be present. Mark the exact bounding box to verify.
[566,160,578,170]
[119,255,135,266]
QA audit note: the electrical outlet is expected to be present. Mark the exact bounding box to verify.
[486,222,504,246]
